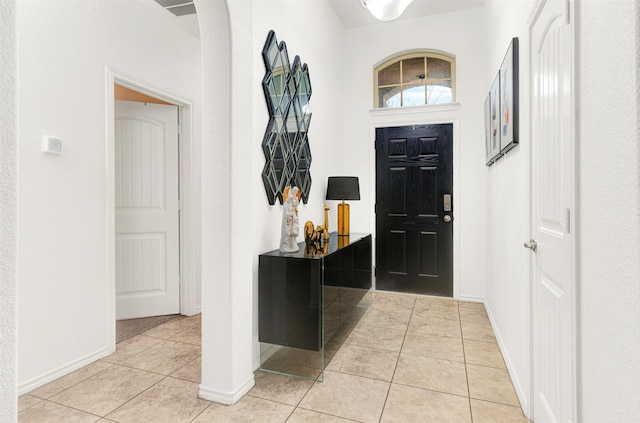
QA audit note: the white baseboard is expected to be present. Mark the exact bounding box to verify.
[457,295,485,303]
[484,302,531,419]
[193,305,202,315]
[199,375,255,405]
[18,346,112,396]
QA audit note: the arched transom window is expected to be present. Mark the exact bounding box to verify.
[375,52,456,108]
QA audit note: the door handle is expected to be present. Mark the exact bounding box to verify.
[523,239,537,252]
[444,215,452,223]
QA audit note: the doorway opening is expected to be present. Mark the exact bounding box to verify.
[106,72,197,352]
[375,123,454,296]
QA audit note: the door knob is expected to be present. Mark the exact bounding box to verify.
[523,239,537,252]
[444,215,452,223]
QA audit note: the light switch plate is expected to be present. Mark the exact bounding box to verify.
[42,136,62,154]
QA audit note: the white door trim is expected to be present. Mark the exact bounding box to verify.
[105,68,198,353]
[368,103,462,300]
[527,0,578,420]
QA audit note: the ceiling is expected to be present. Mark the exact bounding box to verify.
[148,0,486,40]
[329,0,485,29]
[151,0,200,39]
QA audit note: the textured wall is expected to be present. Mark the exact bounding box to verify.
[17,0,201,393]
[0,0,17,420]
[577,0,640,420]
[197,0,255,403]
[250,0,349,364]
[482,0,535,415]
[342,7,489,300]
[198,0,349,401]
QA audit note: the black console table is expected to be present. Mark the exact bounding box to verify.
[258,232,372,378]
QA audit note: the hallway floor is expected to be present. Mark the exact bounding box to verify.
[18,292,527,423]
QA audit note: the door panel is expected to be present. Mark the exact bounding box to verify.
[530,0,575,421]
[376,124,453,296]
[419,231,438,276]
[417,166,438,215]
[388,230,407,274]
[116,235,166,293]
[115,100,180,320]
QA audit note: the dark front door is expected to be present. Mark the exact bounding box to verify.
[375,124,453,296]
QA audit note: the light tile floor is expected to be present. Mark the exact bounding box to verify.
[18,292,528,423]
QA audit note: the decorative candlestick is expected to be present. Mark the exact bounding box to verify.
[324,204,330,239]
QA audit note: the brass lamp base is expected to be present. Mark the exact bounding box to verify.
[337,201,350,236]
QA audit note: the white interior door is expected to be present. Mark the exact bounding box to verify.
[115,100,180,320]
[529,1,575,422]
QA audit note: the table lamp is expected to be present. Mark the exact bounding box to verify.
[326,176,360,236]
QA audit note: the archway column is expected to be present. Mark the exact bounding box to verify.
[196,0,256,404]
[0,0,18,420]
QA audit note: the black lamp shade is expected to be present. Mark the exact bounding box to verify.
[326,177,360,201]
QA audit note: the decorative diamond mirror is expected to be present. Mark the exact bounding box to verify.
[261,30,313,205]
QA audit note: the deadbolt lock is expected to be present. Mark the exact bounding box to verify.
[444,194,452,212]
[444,215,452,223]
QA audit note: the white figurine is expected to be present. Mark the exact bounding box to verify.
[280,186,301,253]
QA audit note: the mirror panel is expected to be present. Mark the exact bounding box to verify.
[261,31,313,205]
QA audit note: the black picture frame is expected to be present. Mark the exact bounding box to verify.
[484,92,493,165]
[488,72,502,164]
[499,37,519,153]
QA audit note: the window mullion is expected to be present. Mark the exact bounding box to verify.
[400,60,404,106]
[375,52,454,108]
[424,57,428,105]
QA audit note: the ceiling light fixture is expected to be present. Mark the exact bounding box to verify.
[360,0,414,21]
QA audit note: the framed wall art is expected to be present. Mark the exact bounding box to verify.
[488,72,502,164]
[499,37,519,153]
[484,92,492,165]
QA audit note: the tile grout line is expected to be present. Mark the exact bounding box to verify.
[459,300,475,423]
[283,295,379,422]
[98,361,190,379]
[376,296,417,423]
[29,363,116,401]
[188,401,214,423]
[23,299,525,422]
[16,395,41,413]
[166,355,202,383]
[102,373,171,420]
[29,399,104,420]
[294,405,363,422]
[389,380,475,401]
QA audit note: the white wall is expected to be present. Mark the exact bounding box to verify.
[0,0,18,420]
[251,0,346,246]
[197,0,347,402]
[17,0,201,392]
[484,0,640,420]
[250,0,347,364]
[577,0,640,420]
[342,7,488,300]
[482,0,534,414]
[339,4,533,412]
